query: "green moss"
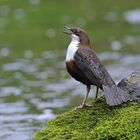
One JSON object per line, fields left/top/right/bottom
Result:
{"left": 33, "top": 98, "right": 140, "bottom": 140}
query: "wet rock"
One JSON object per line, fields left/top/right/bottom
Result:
{"left": 118, "top": 70, "right": 140, "bottom": 100}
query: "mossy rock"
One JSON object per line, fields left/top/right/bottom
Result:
{"left": 33, "top": 100, "right": 140, "bottom": 140}
{"left": 33, "top": 70, "right": 140, "bottom": 140}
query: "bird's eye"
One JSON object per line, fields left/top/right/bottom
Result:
{"left": 77, "top": 30, "right": 81, "bottom": 34}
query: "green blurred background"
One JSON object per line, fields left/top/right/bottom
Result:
{"left": 0, "top": 0, "right": 140, "bottom": 56}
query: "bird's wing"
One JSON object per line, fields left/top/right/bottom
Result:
{"left": 74, "top": 47, "right": 115, "bottom": 88}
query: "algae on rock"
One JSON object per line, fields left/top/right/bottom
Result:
{"left": 33, "top": 101, "right": 140, "bottom": 140}
{"left": 33, "top": 70, "right": 140, "bottom": 140}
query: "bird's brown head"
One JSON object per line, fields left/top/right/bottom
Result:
{"left": 63, "top": 27, "right": 91, "bottom": 47}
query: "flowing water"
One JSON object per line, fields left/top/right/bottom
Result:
{"left": 0, "top": 48, "right": 140, "bottom": 140}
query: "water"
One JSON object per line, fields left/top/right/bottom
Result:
{"left": 124, "top": 9, "right": 140, "bottom": 24}
{"left": 0, "top": 48, "right": 140, "bottom": 140}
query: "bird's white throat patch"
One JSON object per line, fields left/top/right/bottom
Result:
{"left": 66, "top": 34, "right": 79, "bottom": 61}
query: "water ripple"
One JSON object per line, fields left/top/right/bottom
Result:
{"left": 0, "top": 87, "right": 22, "bottom": 96}
{"left": 0, "top": 49, "right": 139, "bottom": 140}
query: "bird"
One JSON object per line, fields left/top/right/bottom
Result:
{"left": 63, "top": 26, "right": 130, "bottom": 109}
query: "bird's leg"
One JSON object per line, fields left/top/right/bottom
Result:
{"left": 95, "top": 87, "right": 99, "bottom": 101}
{"left": 75, "top": 85, "right": 91, "bottom": 109}
{"left": 82, "top": 85, "right": 90, "bottom": 106}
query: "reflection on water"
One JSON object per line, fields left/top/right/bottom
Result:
{"left": 0, "top": 49, "right": 139, "bottom": 140}
{"left": 0, "top": 47, "right": 10, "bottom": 57}
{"left": 124, "top": 9, "right": 140, "bottom": 24}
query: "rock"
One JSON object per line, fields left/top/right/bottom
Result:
{"left": 33, "top": 70, "right": 140, "bottom": 140}
{"left": 118, "top": 70, "right": 140, "bottom": 100}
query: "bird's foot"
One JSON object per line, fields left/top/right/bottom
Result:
{"left": 94, "top": 94, "right": 103, "bottom": 103}
{"left": 75, "top": 104, "right": 92, "bottom": 110}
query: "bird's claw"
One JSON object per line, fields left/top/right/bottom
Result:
{"left": 75, "top": 104, "right": 92, "bottom": 110}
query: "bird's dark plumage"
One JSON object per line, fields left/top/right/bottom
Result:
{"left": 64, "top": 27, "right": 130, "bottom": 107}
{"left": 74, "top": 47, "right": 114, "bottom": 89}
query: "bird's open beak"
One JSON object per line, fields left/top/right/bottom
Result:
{"left": 62, "top": 26, "right": 72, "bottom": 35}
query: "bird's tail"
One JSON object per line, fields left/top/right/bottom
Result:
{"left": 103, "top": 85, "right": 130, "bottom": 106}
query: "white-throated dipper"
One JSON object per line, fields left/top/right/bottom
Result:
{"left": 63, "top": 27, "right": 130, "bottom": 108}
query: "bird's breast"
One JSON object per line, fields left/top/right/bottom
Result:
{"left": 66, "top": 40, "right": 79, "bottom": 62}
